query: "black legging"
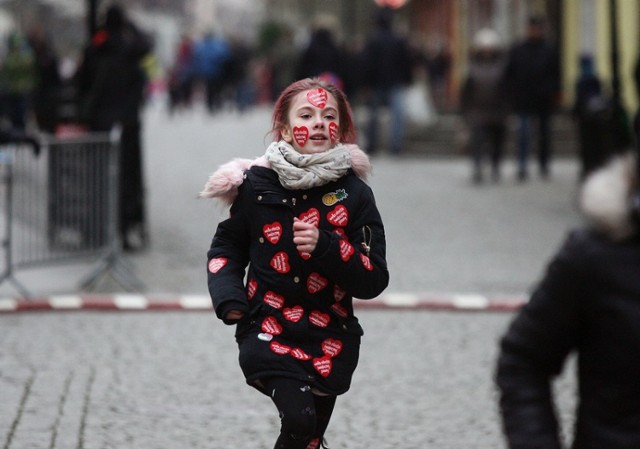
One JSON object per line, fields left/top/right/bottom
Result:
{"left": 262, "top": 377, "right": 336, "bottom": 449}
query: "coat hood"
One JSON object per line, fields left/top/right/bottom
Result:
{"left": 199, "top": 144, "right": 372, "bottom": 205}
{"left": 579, "top": 151, "right": 638, "bottom": 240}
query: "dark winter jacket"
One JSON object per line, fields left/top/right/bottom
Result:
{"left": 496, "top": 153, "right": 640, "bottom": 449}
{"left": 361, "top": 27, "right": 412, "bottom": 90}
{"left": 202, "top": 147, "right": 389, "bottom": 395}
{"left": 504, "top": 37, "right": 560, "bottom": 113}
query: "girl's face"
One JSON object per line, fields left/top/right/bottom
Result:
{"left": 281, "top": 88, "right": 340, "bottom": 154}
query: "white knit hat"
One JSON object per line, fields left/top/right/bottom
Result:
{"left": 473, "top": 28, "right": 501, "bottom": 49}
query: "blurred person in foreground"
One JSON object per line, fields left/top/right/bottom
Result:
{"left": 495, "top": 120, "right": 640, "bottom": 448}
{"left": 360, "top": 6, "right": 413, "bottom": 156}
{"left": 75, "top": 3, "right": 152, "bottom": 251}
{"left": 504, "top": 15, "right": 560, "bottom": 181}
{"left": 460, "top": 28, "right": 509, "bottom": 184}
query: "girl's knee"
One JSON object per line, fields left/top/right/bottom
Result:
{"left": 280, "top": 406, "right": 317, "bottom": 442}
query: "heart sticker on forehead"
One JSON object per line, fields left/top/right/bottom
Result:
{"left": 293, "top": 126, "right": 309, "bottom": 146}
{"left": 307, "top": 88, "right": 328, "bottom": 108}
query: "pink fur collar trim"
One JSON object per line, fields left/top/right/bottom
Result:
{"left": 199, "top": 145, "right": 371, "bottom": 204}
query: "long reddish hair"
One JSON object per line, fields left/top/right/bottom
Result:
{"left": 270, "top": 78, "right": 357, "bottom": 144}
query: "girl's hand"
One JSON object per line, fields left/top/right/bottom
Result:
{"left": 225, "top": 310, "right": 245, "bottom": 321}
{"left": 293, "top": 217, "right": 319, "bottom": 254}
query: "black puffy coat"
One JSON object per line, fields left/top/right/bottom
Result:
{"left": 496, "top": 153, "right": 640, "bottom": 449}
{"left": 204, "top": 150, "right": 389, "bottom": 395}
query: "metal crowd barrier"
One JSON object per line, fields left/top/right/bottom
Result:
{"left": 0, "top": 132, "right": 143, "bottom": 297}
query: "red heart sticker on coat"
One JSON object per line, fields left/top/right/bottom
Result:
{"left": 309, "top": 310, "right": 330, "bottom": 327}
{"left": 283, "top": 305, "right": 304, "bottom": 322}
{"left": 270, "top": 341, "right": 291, "bottom": 355}
{"left": 339, "top": 240, "right": 354, "bottom": 262}
{"left": 330, "top": 302, "right": 348, "bottom": 318}
{"left": 299, "top": 208, "right": 320, "bottom": 227}
{"left": 291, "top": 348, "right": 312, "bottom": 360}
{"left": 293, "top": 126, "right": 309, "bottom": 146}
{"left": 327, "top": 205, "right": 348, "bottom": 227}
{"left": 208, "top": 257, "right": 227, "bottom": 274}
{"left": 263, "top": 222, "right": 282, "bottom": 244}
{"left": 306, "top": 438, "right": 321, "bottom": 449}
{"left": 299, "top": 251, "right": 312, "bottom": 260}
{"left": 270, "top": 252, "right": 290, "bottom": 273}
{"left": 333, "top": 284, "right": 346, "bottom": 302}
{"left": 329, "top": 122, "right": 339, "bottom": 143}
{"left": 307, "top": 272, "right": 328, "bottom": 294}
{"left": 247, "top": 278, "right": 257, "bottom": 300}
{"left": 359, "top": 253, "right": 373, "bottom": 271}
{"left": 321, "top": 338, "right": 343, "bottom": 358}
{"left": 261, "top": 316, "right": 283, "bottom": 335}
{"left": 307, "top": 88, "right": 328, "bottom": 108}
{"left": 263, "top": 291, "right": 284, "bottom": 309}
{"left": 313, "top": 356, "right": 333, "bottom": 377}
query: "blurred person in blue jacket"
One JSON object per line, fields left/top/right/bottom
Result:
{"left": 191, "top": 31, "right": 231, "bottom": 113}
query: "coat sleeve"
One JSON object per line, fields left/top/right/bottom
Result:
{"left": 310, "top": 183, "right": 389, "bottom": 299}
{"left": 206, "top": 180, "right": 252, "bottom": 324}
{"left": 495, "top": 230, "right": 587, "bottom": 449}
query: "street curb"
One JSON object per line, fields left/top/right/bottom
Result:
{"left": 0, "top": 293, "right": 527, "bottom": 314}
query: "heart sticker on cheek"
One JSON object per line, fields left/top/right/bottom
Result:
{"left": 293, "top": 126, "right": 309, "bottom": 146}
{"left": 307, "top": 88, "right": 328, "bottom": 108}
{"left": 329, "top": 122, "right": 339, "bottom": 143}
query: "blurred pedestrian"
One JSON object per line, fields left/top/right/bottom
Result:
{"left": 0, "top": 31, "right": 37, "bottom": 131}
{"left": 75, "top": 3, "right": 152, "bottom": 251}
{"left": 361, "top": 6, "right": 413, "bottom": 155}
{"left": 269, "top": 26, "right": 298, "bottom": 102}
{"left": 224, "top": 36, "right": 255, "bottom": 113}
{"left": 191, "top": 30, "right": 231, "bottom": 113}
{"left": 460, "top": 28, "right": 509, "bottom": 184}
{"left": 200, "top": 78, "right": 389, "bottom": 449}
{"left": 27, "top": 26, "right": 62, "bottom": 133}
{"left": 296, "top": 15, "right": 345, "bottom": 90}
{"left": 342, "top": 39, "right": 365, "bottom": 101}
{"left": 496, "top": 127, "right": 640, "bottom": 447}
{"left": 426, "top": 41, "right": 452, "bottom": 112}
{"left": 504, "top": 15, "right": 560, "bottom": 181}
{"left": 167, "top": 34, "right": 194, "bottom": 114}
{"left": 572, "top": 54, "right": 610, "bottom": 180}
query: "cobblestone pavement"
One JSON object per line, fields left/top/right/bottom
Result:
{"left": 1, "top": 310, "right": 577, "bottom": 449}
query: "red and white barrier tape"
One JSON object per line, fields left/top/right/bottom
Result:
{"left": 0, "top": 293, "right": 527, "bottom": 314}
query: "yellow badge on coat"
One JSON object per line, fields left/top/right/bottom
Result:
{"left": 322, "top": 189, "right": 348, "bottom": 206}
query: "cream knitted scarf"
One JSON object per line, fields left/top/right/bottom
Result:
{"left": 265, "top": 140, "right": 352, "bottom": 190}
